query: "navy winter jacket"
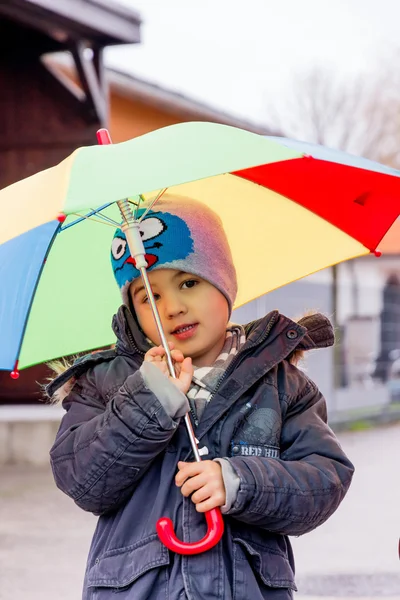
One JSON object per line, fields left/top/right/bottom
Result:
{"left": 48, "top": 307, "right": 354, "bottom": 599}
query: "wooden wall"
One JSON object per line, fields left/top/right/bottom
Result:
{"left": 0, "top": 53, "right": 99, "bottom": 402}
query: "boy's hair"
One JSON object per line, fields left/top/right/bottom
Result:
{"left": 110, "top": 194, "right": 238, "bottom": 313}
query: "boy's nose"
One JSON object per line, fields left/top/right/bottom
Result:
{"left": 164, "top": 296, "right": 187, "bottom": 319}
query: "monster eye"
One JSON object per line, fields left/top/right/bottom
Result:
{"left": 111, "top": 237, "right": 127, "bottom": 260}
{"left": 139, "top": 217, "right": 165, "bottom": 241}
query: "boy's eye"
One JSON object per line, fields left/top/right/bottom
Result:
{"left": 143, "top": 293, "right": 160, "bottom": 304}
{"left": 182, "top": 279, "right": 198, "bottom": 289}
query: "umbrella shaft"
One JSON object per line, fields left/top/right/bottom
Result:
{"left": 138, "top": 267, "right": 201, "bottom": 462}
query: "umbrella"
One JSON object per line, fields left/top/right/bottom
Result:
{"left": 1, "top": 122, "right": 399, "bottom": 375}
{"left": 1, "top": 122, "right": 400, "bottom": 553}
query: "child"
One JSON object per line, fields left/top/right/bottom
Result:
{"left": 48, "top": 195, "right": 354, "bottom": 600}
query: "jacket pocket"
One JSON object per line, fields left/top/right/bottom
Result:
{"left": 86, "top": 534, "right": 169, "bottom": 595}
{"left": 233, "top": 537, "right": 297, "bottom": 598}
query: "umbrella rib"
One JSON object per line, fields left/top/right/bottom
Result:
{"left": 138, "top": 188, "right": 167, "bottom": 223}
{"left": 66, "top": 213, "right": 119, "bottom": 229}
{"left": 60, "top": 202, "right": 117, "bottom": 230}
{"left": 60, "top": 209, "right": 121, "bottom": 231}
{"left": 130, "top": 198, "right": 142, "bottom": 221}
{"left": 60, "top": 190, "right": 168, "bottom": 232}
{"left": 88, "top": 209, "right": 121, "bottom": 227}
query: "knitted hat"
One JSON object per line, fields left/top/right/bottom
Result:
{"left": 111, "top": 195, "right": 237, "bottom": 313}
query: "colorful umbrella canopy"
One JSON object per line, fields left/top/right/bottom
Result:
{"left": 1, "top": 121, "right": 400, "bottom": 373}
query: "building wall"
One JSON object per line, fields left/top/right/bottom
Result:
{"left": 109, "top": 93, "right": 187, "bottom": 141}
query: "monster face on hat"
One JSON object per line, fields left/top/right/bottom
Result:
{"left": 110, "top": 195, "right": 237, "bottom": 312}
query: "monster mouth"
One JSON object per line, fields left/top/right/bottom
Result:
{"left": 125, "top": 254, "right": 158, "bottom": 268}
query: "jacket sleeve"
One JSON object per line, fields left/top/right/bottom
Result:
{"left": 224, "top": 375, "right": 354, "bottom": 536}
{"left": 50, "top": 369, "right": 179, "bottom": 516}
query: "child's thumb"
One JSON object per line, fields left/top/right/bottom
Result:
{"left": 181, "top": 356, "right": 193, "bottom": 372}
{"left": 179, "top": 357, "right": 193, "bottom": 388}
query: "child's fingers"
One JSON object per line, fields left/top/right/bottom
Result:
{"left": 179, "top": 473, "right": 208, "bottom": 497}
{"left": 190, "top": 485, "right": 212, "bottom": 505}
{"left": 170, "top": 349, "right": 185, "bottom": 363}
{"left": 145, "top": 346, "right": 165, "bottom": 361}
{"left": 178, "top": 357, "right": 193, "bottom": 388}
{"left": 178, "top": 476, "right": 226, "bottom": 512}
{"left": 191, "top": 483, "right": 226, "bottom": 511}
{"left": 175, "top": 460, "right": 209, "bottom": 486}
{"left": 176, "top": 460, "right": 225, "bottom": 506}
{"left": 194, "top": 496, "right": 225, "bottom": 513}
{"left": 175, "top": 461, "right": 201, "bottom": 487}
{"left": 168, "top": 358, "right": 192, "bottom": 395}
{"left": 172, "top": 362, "right": 182, "bottom": 377}
{"left": 146, "top": 344, "right": 184, "bottom": 365}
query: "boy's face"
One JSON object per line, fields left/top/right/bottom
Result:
{"left": 129, "top": 269, "right": 230, "bottom": 367}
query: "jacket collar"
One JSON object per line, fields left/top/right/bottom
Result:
{"left": 243, "top": 310, "right": 334, "bottom": 353}
{"left": 194, "top": 311, "right": 334, "bottom": 441}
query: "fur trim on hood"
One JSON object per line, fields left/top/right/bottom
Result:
{"left": 46, "top": 358, "right": 78, "bottom": 404}
{"left": 49, "top": 376, "right": 76, "bottom": 405}
{"left": 46, "top": 350, "right": 113, "bottom": 404}
{"left": 287, "top": 311, "right": 334, "bottom": 366}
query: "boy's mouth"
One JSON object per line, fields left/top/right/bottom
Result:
{"left": 171, "top": 323, "right": 198, "bottom": 340}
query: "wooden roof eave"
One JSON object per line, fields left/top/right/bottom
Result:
{"left": 0, "top": 0, "right": 141, "bottom": 46}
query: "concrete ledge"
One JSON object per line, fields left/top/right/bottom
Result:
{"left": 0, "top": 405, "right": 63, "bottom": 466}
{"left": 0, "top": 405, "right": 64, "bottom": 422}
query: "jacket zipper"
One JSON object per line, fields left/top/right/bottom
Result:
{"left": 126, "top": 327, "right": 145, "bottom": 357}
{"left": 212, "top": 312, "right": 279, "bottom": 398}
{"left": 190, "top": 313, "right": 280, "bottom": 429}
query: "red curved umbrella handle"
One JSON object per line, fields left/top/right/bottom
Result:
{"left": 156, "top": 507, "right": 224, "bottom": 555}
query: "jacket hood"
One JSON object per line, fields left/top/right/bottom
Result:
{"left": 112, "top": 304, "right": 151, "bottom": 357}
{"left": 243, "top": 310, "right": 334, "bottom": 361}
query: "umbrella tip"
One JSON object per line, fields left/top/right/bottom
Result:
{"left": 10, "top": 360, "right": 19, "bottom": 380}
{"left": 96, "top": 129, "right": 112, "bottom": 145}
{"left": 57, "top": 213, "right": 67, "bottom": 224}
{"left": 373, "top": 250, "right": 382, "bottom": 258}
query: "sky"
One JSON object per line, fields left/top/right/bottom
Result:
{"left": 105, "top": 0, "right": 400, "bottom": 127}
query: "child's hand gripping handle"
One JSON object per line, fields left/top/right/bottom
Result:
{"left": 156, "top": 409, "right": 225, "bottom": 554}
{"left": 156, "top": 507, "right": 224, "bottom": 555}
{"left": 97, "top": 127, "right": 224, "bottom": 555}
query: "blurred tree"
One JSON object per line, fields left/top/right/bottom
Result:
{"left": 267, "top": 63, "right": 400, "bottom": 168}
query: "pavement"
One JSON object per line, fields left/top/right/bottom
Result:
{"left": 292, "top": 422, "right": 400, "bottom": 598}
{"left": 0, "top": 423, "right": 399, "bottom": 599}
